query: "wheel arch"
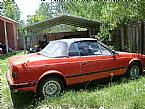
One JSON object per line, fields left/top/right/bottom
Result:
{"left": 129, "top": 58, "right": 142, "bottom": 66}
{"left": 36, "top": 70, "right": 67, "bottom": 92}
{"left": 125, "top": 59, "right": 143, "bottom": 79}
{"left": 128, "top": 58, "right": 143, "bottom": 72}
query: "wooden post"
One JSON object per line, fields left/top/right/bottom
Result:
{"left": 13, "top": 22, "right": 17, "bottom": 50}
{"left": 4, "top": 21, "right": 8, "bottom": 52}
{"left": 23, "top": 29, "right": 26, "bottom": 54}
{"left": 141, "top": 21, "right": 144, "bottom": 54}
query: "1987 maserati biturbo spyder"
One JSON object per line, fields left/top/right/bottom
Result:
{"left": 6, "top": 38, "right": 145, "bottom": 98}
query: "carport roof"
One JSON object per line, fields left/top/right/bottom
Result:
{"left": 25, "top": 15, "right": 100, "bottom": 31}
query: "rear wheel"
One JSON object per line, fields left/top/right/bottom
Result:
{"left": 37, "top": 76, "right": 64, "bottom": 99}
{"left": 127, "top": 63, "right": 141, "bottom": 79}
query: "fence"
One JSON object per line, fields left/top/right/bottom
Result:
{"left": 115, "top": 21, "right": 145, "bottom": 54}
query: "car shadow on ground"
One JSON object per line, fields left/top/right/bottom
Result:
{"left": 10, "top": 74, "right": 145, "bottom": 109}
{"left": 67, "top": 75, "right": 124, "bottom": 91}
{"left": 10, "top": 79, "right": 118, "bottom": 109}
{"left": 10, "top": 91, "right": 37, "bottom": 109}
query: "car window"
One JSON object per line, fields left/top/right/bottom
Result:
{"left": 69, "top": 43, "right": 79, "bottom": 56}
{"left": 98, "top": 43, "right": 112, "bottom": 55}
{"left": 39, "top": 41, "right": 68, "bottom": 58}
{"left": 77, "top": 41, "right": 102, "bottom": 56}
{"left": 89, "top": 41, "right": 102, "bottom": 55}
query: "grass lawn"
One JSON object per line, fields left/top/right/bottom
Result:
{"left": 0, "top": 52, "right": 145, "bottom": 109}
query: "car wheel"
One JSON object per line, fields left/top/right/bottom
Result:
{"left": 127, "top": 63, "right": 141, "bottom": 80}
{"left": 37, "top": 76, "right": 64, "bottom": 98}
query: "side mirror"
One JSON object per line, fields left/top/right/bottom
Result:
{"left": 112, "top": 50, "right": 118, "bottom": 56}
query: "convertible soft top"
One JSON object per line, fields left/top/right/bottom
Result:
{"left": 39, "top": 38, "right": 98, "bottom": 58}
{"left": 56, "top": 38, "right": 98, "bottom": 47}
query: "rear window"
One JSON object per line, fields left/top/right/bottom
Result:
{"left": 39, "top": 41, "right": 68, "bottom": 58}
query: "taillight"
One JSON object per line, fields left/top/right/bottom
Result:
{"left": 12, "top": 72, "right": 18, "bottom": 79}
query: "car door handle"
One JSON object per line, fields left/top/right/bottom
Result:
{"left": 81, "top": 61, "right": 88, "bottom": 65}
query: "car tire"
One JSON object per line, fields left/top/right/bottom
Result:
{"left": 37, "top": 76, "right": 64, "bottom": 99}
{"left": 126, "top": 63, "right": 141, "bottom": 80}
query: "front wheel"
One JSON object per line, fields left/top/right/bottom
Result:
{"left": 37, "top": 76, "right": 64, "bottom": 99}
{"left": 127, "top": 64, "right": 141, "bottom": 80}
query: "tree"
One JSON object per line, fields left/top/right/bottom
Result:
{"left": 0, "top": 1, "right": 4, "bottom": 15}
{"left": 26, "top": 2, "right": 52, "bottom": 25}
{"left": 26, "top": 1, "right": 145, "bottom": 42}
{"left": 3, "top": 0, "right": 25, "bottom": 44}
{"left": 64, "top": 1, "right": 145, "bottom": 43}
{"left": 26, "top": 1, "right": 76, "bottom": 32}
{"left": 3, "top": 0, "right": 21, "bottom": 22}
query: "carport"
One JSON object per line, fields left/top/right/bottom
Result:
{"left": 25, "top": 15, "right": 100, "bottom": 50}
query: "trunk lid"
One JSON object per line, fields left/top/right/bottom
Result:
{"left": 8, "top": 53, "right": 48, "bottom": 66}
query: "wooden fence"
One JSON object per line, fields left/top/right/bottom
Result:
{"left": 115, "top": 21, "right": 145, "bottom": 54}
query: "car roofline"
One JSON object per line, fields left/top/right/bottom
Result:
{"left": 54, "top": 38, "right": 98, "bottom": 47}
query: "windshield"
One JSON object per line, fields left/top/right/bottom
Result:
{"left": 39, "top": 41, "right": 68, "bottom": 58}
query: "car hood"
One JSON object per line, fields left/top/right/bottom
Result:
{"left": 8, "top": 53, "right": 49, "bottom": 66}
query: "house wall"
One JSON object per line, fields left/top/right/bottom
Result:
{"left": 6, "top": 22, "right": 15, "bottom": 50}
{"left": 13, "top": 22, "right": 18, "bottom": 50}
{"left": 0, "top": 19, "right": 5, "bottom": 44}
{"left": 0, "top": 16, "right": 18, "bottom": 52}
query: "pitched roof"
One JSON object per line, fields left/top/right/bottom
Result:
{"left": 25, "top": 15, "right": 100, "bottom": 31}
{"left": 0, "top": 15, "right": 17, "bottom": 23}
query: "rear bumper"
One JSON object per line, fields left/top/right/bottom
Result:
{"left": 6, "top": 70, "right": 37, "bottom": 92}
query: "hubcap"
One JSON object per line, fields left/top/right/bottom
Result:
{"left": 130, "top": 65, "right": 140, "bottom": 79}
{"left": 42, "top": 80, "right": 61, "bottom": 97}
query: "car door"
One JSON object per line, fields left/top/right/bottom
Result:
{"left": 65, "top": 42, "right": 82, "bottom": 85}
{"left": 76, "top": 40, "right": 120, "bottom": 83}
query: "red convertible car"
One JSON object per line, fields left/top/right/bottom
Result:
{"left": 6, "top": 38, "right": 145, "bottom": 98}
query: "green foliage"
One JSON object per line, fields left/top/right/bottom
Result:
{"left": 0, "top": 1, "right": 4, "bottom": 15}
{"left": 26, "top": 2, "right": 52, "bottom": 25}
{"left": 26, "top": 1, "right": 145, "bottom": 44}
{"left": 64, "top": 1, "right": 145, "bottom": 42}
{"left": 36, "top": 2, "right": 52, "bottom": 19}
{"left": 3, "top": 0, "right": 25, "bottom": 38}
{"left": 65, "top": 1, "right": 104, "bottom": 20}
{"left": 3, "top": 0, "right": 21, "bottom": 22}
{"left": 18, "top": 20, "right": 26, "bottom": 37}
{"left": 26, "top": 1, "right": 77, "bottom": 33}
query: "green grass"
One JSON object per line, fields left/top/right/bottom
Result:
{"left": 0, "top": 52, "right": 145, "bottom": 109}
